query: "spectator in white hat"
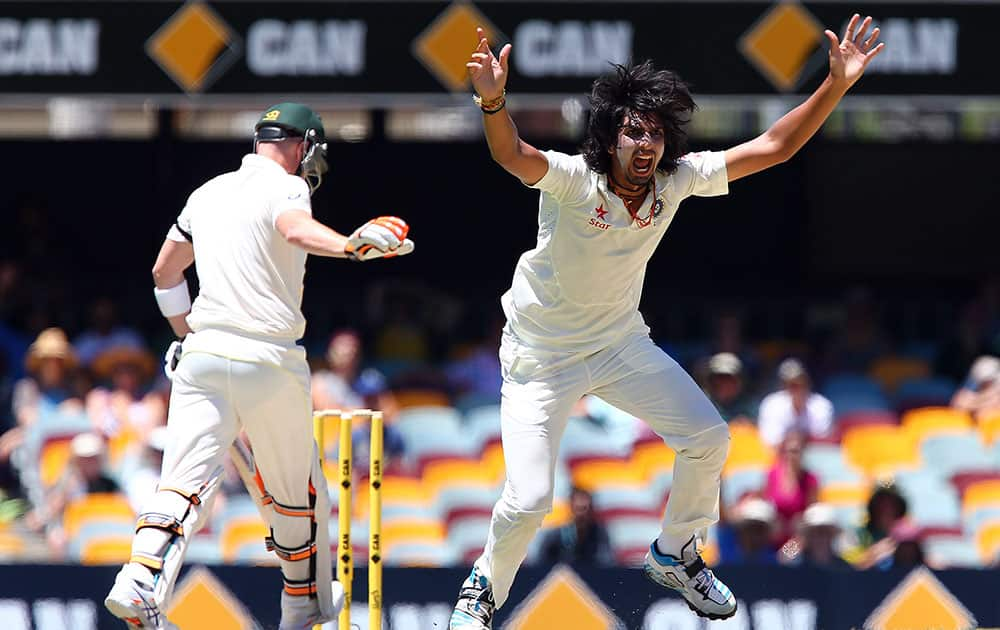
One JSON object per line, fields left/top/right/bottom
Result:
{"left": 705, "top": 352, "right": 756, "bottom": 424}
{"left": 780, "top": 503, "right": 853, "bottom": 571}
{"left": 951, "top": 355, "right": 1000, "bottom": 420}
{"left": 757, "top": 358, "right": 834, "bottom": 448}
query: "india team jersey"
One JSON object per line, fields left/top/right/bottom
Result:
{"left": 501, "top": 150, "right": 728, "bottom": 353}
{"left": 167, "top": 154, "right": 312, "bottom": 342}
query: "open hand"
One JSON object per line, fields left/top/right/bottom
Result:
{"left": 466, "top": 26, "right": 510, "bottom": 101}
{"left": 825, "top": 14, "right": 885, "bottom": 87}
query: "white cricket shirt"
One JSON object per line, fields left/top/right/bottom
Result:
{"left": 501, "top": 150, "right": 728, "bottom": 353}
{"left": 167, "top": 154, "right": 312, "bottom": 344}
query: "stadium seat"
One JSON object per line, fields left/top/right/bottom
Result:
{"left": 841, "top": 424, "right": 919, "bottom": 477}
{"left": 560, "top": 419, "right": 630, "bottom": 464}
{"left": 591, "top": 486, "right": 666, "bottom": 519}
{"left": 393, "top": 407, "right": 477, "bottom": 467}
{"left": 79, "top": 536, "right": 134, "bottom": 565}
{"left": 818, "top": 481, "right": 869, "bottom": 507}
{"left": 923, "top": 535, "right": 982, "bottom": 568}
{"left": 38, "top": 437, "right": 76, "bottom": 488}
{"left": 921, "top": 433, "right": 994, "bottom": 477}
{"left": 384, "top": 541, "right": 459, "bottom": 567}
{"left": 723, "top": 424, "right": 774, "bottom": 475}
{"left": 220, "top": 519, "right": 269, "bottom": 563}
{"left": 978, "top": 411, "right": 1000, "bottom": 445}
{"left": 802, "top": 443, "right": 863, "bottom": 485}
{"left": 630, "top": 439, "right": 676, "bottom": 484}
{"left": 721, "top": 469, "right": 767, "bottom": 507}
{"left": 541, "top": 499, "right": 571, "bottom": 529}
{"left": 454, "top": 393, "right": 501, "bottom": 417}
{"left": 463, "top": 404, "right": 502, "bottom": 451}
{"left": 446, "top": 514, "right": 491, "bottom": 559}
{"left": 961, "top": 480, "right": 1000, "bottom": 516}
{"left": 186, "top": 533, "right": 223, "bottom": 564}
{"left": 901, "top": 407, "right": 973, "bottom": 445}
{"left": 570, "top": 459, "right": 644, "bottom": 493}
{"left": 393, "top": 389, "right": 451, "bottom": 410}
{"left": 822, "top": 375, "right": 890, "bottom": 416}
{"left": 68, "top": 521, "right": 135, "bottom": 559}
{"left": 62, "top": 493, "right": 135, "bottom": 540}
{"left": 869, "top": 356, "right": 931, "bottom": 394}
{"left": 975, "top": 520, "right": 1000, "bottom": 564}
{"left": 605, "top": 515, "right": 661, "bottom": 558}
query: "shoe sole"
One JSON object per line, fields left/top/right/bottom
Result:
{"left": 642, "top": 568, "right": 738, "bottom": 621}
{"left": 104, "top": 596, "right": 148, "bottom": 628}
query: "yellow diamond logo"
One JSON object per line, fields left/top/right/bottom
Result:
{"left": 413, "top": 1, "right": 503, "bottom": 92}
{"left": 165, "top": 566, "right": 256, "bottom": 629}
{"left": 147, "top": 1, "right": 241, "bottom": 93}
{"left": 740, "top": 3, "right": 825, "bottom": 92}
{"left": 504, "top": 566, "right": 622, "bottom": 629}
{"left": 865, "top": 566, "right": 977, "bottom": 630}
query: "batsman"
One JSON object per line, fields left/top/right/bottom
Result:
{"left": 452, "top": 14, "right": 883, "bottom": 628}
{"left": 104, "top": 102, "right": 415, "bottom": 630}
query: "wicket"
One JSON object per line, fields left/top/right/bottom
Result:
{"left": 313, "top": 409, "right": 383, "bottom": 630}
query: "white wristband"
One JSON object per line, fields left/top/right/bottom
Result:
{"left": 154, "top": 280, "right": 191, "bottom": 317}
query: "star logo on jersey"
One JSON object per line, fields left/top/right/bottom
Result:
{"left": 589, "top": 205, "right": 611, "bottom": 231}
{"left": 652, "top": 198, "right": 664, "bottom": 218}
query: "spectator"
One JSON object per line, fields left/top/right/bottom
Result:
{"left": 538, "top": 487, "right": 613, "bottom": 566}
{"left": 124, "top": 427, "right": 167, "bottom": 514}
{"left": 764, "top": 430, "right": 818, "bottom": 545}
{"left": 11, "top": 328, "right": 83, "bottom": 428}
{"left": 758, "top": 359, "right": 834, "bottom": 447}
{"left": 312, "top": 329, "right": 364, "bottom": 412}
{"left": 825, "top": 287, "right": 888, "bottom": 373}
{"left": 709, "top": 312, "right": 760, "bottom": 382}
{"left": 780, "top": 503, "right": 853, "bottom": 570}
{"left": 25, "top": 432, "right": 119, "bottom": 553}
{"left": 351, "top": 369, "right": 406, "bottom": 472}
{"left": 445, "top": 319, "right": 503, "bottom": 404}
{"left": 718, "top": 497, "right": 778, "bottom": 565}
{"left": 887, "top": 521, "right": 925, "bottom": 570}
{"left": 951, "top": 355, "right": 1000, "bottom": 420}
{"left": 73, "top": 298, "right": 145, "bottom": 367}
{"left": 86, "top": 346, "right": 165, "bottom": 448}
{"left": 706, "top": 352, "right": 756, "bottom": 423}
{"left": 844, "top": 482, "right": 909, "bottom": 569}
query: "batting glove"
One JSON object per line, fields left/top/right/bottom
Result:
{"left": 347, "top": 216, "right": 415, "bottom": 261}
{"left": 164, "top": 339, "right": 183, "bottom": 381}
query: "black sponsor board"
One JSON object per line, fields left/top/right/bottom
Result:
{"left": 0, "top": 1, "right": 996, "bottom": 98}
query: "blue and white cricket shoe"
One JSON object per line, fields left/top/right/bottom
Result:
{"left": 104, "top": 565, "right": 179, "bottom": 630}
{"left": 643, "top": 536, "right": 737, "bottom": 620}
{"left": 449, "top": 566, "right": 495, "bottom": 629}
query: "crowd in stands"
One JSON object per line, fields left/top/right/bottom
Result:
{"left": 1, "top": 261, "right": 1000, "bottom": 571}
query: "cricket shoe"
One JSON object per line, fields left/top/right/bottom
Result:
{"left": 104, "top": 565, "right": 178, "bottom": 630}
{"left": 449, "top": 566, "right": 495, "bottom": 629}
{"left": 643, "top": 536, "right": 737, "bottom": 620}
{"left": 278, "top": 581, "right": 346, "bottom": 630}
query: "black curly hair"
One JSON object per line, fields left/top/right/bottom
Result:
{"left": 582, "top": 60, "right": 696, "bottom": 176}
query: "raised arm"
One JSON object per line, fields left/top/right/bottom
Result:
{"left": 467, "top": 27, "right": 549, "bottom": 186}
{"left": 725, "top": 14, "right": 884, "bottom": 182}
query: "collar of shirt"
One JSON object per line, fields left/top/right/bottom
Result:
{"left": 595, "top": 171, "right": 667, "bottom": 230}
{"left": 241, "top": 153, "right": 291, "bottom": 175}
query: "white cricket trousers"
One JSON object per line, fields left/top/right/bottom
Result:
{"left": 474, "top": 330, "right": 730, "bottom": 607}
{"left": 128, "top": 331, "right": 330, "bottom": 614}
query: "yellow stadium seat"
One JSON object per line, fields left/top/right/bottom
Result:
{"left": 394, "top": 390, "right": 450, "bottom": 410}
{"left": 106, "top": 426, "right": 140, "bottom": 470}
{"left": 63, "top": 493, "right": 135, "bottom": 539}
{"left": 422, "top": 459, "right": 501, "bottom": 500}
{"left": 978, "top": 411, "right": 1000, "bottom": 445}
{"left": 841, "top": 425, "right": 919, "bottom": 477}
{"left": 976, "top": 520, "right": 1000, "bottom": 564}
{"left": 541, "top": 499, "right": 571, "bottom": 529}
{"left": 869, "top": 357, "right": 931, "bottom": 394}
{"left": 630, "top": 441, "right": 676, "bottom": 481}
{"left": 723, "top": 424, "right": 774, "bottom": 475}
{"left": 901, "top": 407, "right": 973, "bottom": 445}
{"left": 220, "top": 518, "right": 269, "bottom": 562}
{"left": 39, "top": 439, "right": 74, "bottom": 487}
{"left": 571, "top": 459, "right": 645, "bottom": 492}
{"left": 381, "top": 519, "right": 446, "bottom": 544}
{"left": 962, "top": 480, "right": 1000, "bottom": 515}
{"left": 80, "top": 536, "right": 133, "bottom": 565}
{"left": 0, "top": 531, "right": 25, "bottom": 556}
{"left": 480, "top": 443, "right": 506, "bottom": 480}
{"left": 818, "top": 482, "right": 869, "bottom": 506}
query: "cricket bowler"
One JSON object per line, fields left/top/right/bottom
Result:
{"left": 451, "top": 15, "right": 884, "bottom": 627}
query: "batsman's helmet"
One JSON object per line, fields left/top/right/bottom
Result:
{"left": 254, "top": 102, "right": 328, "bottom": 195}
